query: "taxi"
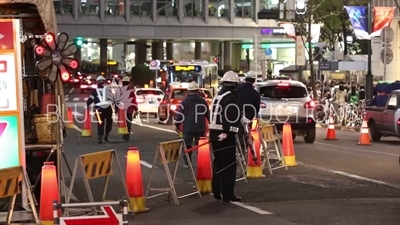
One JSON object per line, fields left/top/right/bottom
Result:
{"left": 157, "top": 83, "right": 213, "bottom": 125}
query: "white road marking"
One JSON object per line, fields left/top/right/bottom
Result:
{"left": 314, "top": 141, "right": 398, "bottom": 157}
{"left": 298, "top": 162, "right": 400, "bottom": 190}
{"left": 65, "top": 94, "right": 69, "bottom": 98}
{"left": 69, "top": 88, "right": 74, "bottom": 93}
{"left": 60, "top": 180, "right": 78, "bottom": 201}
{"left": 73, "top": 125, "right": 82, "bottom": 132}
{"left": 65, "top": 97, "right": 69, "bottom": 101}
{"left": 230, "top": 201, "right": 273, "bottom": 214}
{"left": 84, "top": 97, "right": 88, "bottom": 101}
{"left": 71, "top": 111, "right": 84, "bottom": 117}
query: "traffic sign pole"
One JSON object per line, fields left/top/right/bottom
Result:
{"left": 380, "top": 27, "right": 394, "bottom": 81}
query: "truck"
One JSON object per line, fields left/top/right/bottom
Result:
{"left": 365, "top": 90, "right": 400, "bottom": 141}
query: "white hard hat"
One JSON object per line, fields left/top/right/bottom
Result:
{"left": 221, "top": 71, "right": 239, "bottom": 83}
{"left": 122, "top": 76, "right": 130, "bottom": 82}
{"left": 96, "top": 75, "right": 105, "bottom": 82}
{"left": 246, "top": 70, "right": 257, "bottom": 79}
{"left": 187, "top": 81, "right": 199, "bottom": 91}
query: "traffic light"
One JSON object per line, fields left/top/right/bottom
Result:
{"left": 75, "top": 38, "right": 83, "bottom": 46}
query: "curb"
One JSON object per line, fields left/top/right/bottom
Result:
{"left": 316, "top": 124, "right": 360, "bottom": 132}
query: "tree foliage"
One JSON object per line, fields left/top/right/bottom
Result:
{"left": 130, "top": 65, "right": 154, "bottom": 87}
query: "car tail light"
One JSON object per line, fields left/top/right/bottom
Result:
{"left": 397, "top": 118, "right": 400, "bottom": 126}
{"left": 304, "top": 100, "right": 315, "bottom": 109}
{"left": 80, "top": 85, "right": 88, "bottom": 88}
{"left": 79, "top": 76, "right": 83, "bottom": 79}
{"left": 260, "top": 102, "right": 266, "bottom": 108}
{"left": 170, "top": 105, "right": 177, "bottom": 111}
{"left": 107, "top": 80, "right": 111, "bottom": 83}
{"left": 74, "top": 79, "right": 79, "bottom": 82}
{"left": 307, "top": 118, "right": 314, "bottom": 123}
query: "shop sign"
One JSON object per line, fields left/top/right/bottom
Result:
{"left": 0, "top": 116, "right": 20, "bottom": 169}
{"left": 0, "top": 53, "right": 18, "bottom": 111}
{"left": 260, "top": 28, "right": 287, "bottom": 35}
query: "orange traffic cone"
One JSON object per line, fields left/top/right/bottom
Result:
{"left": 358, "top": 118, "right": 371, "bottom": 145}
{"left": 81, "top": 108, "right": 92, "bottom": 137}
{"left": 282, "top": 123, "right": 297, "bottom": 166}
{"left": 325, "top": 114, "right": 338, "bottom": 140}
{"left": 66, "top": 107, "right": 74, "bottom": 128}
{"left": 40, "top": 162, "right": 60, "bottom": 225}
{"left": 118, "top": 108, "right": 129, "bottom": 134}
{"left": 246, "top": 129, "right": 264, "bottom": 178}
{"left": 126, "top": 147, "right": 149, "bottom": 213}
{"left": 197, "top": 137, "right": 213, "bottom": 193}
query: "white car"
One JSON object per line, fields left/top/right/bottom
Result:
{"left": 135, "top": 88, "right": 165, "bottom": 116}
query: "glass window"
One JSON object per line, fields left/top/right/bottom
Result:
{"left": 131, "top": 0, "right": 152, "bottom": 16}
{"left": 387, "top": 94, "right": 397, "bottom": 107}
{"left": 234, "top": 0, "right": 252, "bottom": 17}
{"left": 184, "top": 0, "right": 204, "bottom": 17}
{"left": 172, "top": 89, "right": 187, "bottom": 98}
{"left": 259, "top": 0, "right": 278, "bottom": 12}
{"left": 106, "top": 0, "right": 124, "bottom": 15}
{"left": 259, "top": 85, "right": 308, "bottom": 98}
{"left": 80, "top": 0, "right": 100, "bottom": 15}
{"left": 53, "top": 0, "right": 73, "bottom": 14}
{"left": 209, "top": 0, "right": 228, "bottom": 17}
{"left": 136, "top": 89, "right": 164, "bottom": 96}
{"left": 157, "top": 0, "right": 178, "bottom": 16}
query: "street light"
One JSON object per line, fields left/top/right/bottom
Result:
{"left": 295, "top": 0, "right": 307, "bottom": 15}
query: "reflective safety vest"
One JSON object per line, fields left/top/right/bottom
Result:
{"left": 209, "top": 91, "right": 239, "bottom": 133}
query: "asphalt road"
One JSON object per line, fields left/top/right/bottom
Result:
{"left": 62, "top": 87, "right": 400, "bottom": 225}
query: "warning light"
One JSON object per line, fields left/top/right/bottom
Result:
{"left": 60, "top": 72, "right": 70, "bottom": 82}
{"left": 35, "top": 45, "right": 45, "bottom": 56}
{"left": 45, "top": 34, "right": 54, "bottom": 43}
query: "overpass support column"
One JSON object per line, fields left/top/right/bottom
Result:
{"left": 100, "top": 38, "right": 108, "bottom": 74}
{"left": 151, "top": 41, "right": 163, "bottom": 60}
{"left": 135, "top": 40, "right": 148, "bottom": 65}
{"left": 194, "top": 41, "right": 202, "bottom": 59}
{"left": 223, "top": 41, "right": 232, "bottom": 71}
{"left": 166, "top": 42, "right": 173, "bottom": 60}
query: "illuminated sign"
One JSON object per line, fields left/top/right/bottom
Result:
{"left": 173, "top": 65, "right": 201, "bottom": 71}
{"left": 260, "top": 28, "right": 287, "bottom": 35}
{"left": 0, "top": 54, "right": 17, "bottom": 111}
{"left": 0, "top": 116, "right": 20, "bottom": 169}
{"left": 107, "top": 61, "right": 117, "bottom": 65}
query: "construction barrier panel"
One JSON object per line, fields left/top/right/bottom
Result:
{"left": 65, "top": 150, "right": 134, "bottom": 216}
{"left": 0, "top": 166, "right": 39, "bottom": 224}
{"left": 54, "top": 200, "right": 129, "bottom": 225}
{"left": 259, "top": 124, "right": 288, "bottom": 174}
{"left": 145, "top": 139, "right": 201, "bottom": 205}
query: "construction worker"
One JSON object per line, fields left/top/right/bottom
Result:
{"left": 121, "top": 76, "right": 138, "bottom": 141}
{"left": 236, "top": 70, "right": 260, "bottom": 151}
{"left": 86, "top": 75, "right": 113, "bottom": 143}
{"left": 209, "top": 71, "right": 241, "bottom": 202}
{"left": 175, "top": 81, "right": 210, "bottom": 168}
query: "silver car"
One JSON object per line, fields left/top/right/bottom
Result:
{"left": 255, "top": 80, "right": 316, "bottom": 143}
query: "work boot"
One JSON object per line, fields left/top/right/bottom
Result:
{"left": 223, "top": 196, "right": 241, "bottom": 202}
{"left": 104, "top": 133, "right": 110, "bottom": 142}
{"left": 98, "top": 136, "right": 103, "bottom": 144}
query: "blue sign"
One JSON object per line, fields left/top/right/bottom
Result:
{"left": 265, "top": 48, "right": 272, "bottom": 56}
{"left": 260, "top": 28, "right": 287, "bottom": 35}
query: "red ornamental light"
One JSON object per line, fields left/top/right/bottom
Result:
{"left": 69, "top": 59, "right": 79, "bottom": 69}
{"left": 35, "top": 45, "right": 45, "bottom": 56}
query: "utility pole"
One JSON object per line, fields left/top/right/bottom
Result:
{"left": 366, "top": 0, "right": 373, "bottom": 100}
{"left": 306, "top": 1, "right": 317, "bottom": 100}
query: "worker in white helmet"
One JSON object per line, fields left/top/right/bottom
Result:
{"left": 121, "top": 76, "right": 138, "bottom": 141}
{"left": 174, "top": 81, "right": 210, "bottom": 168}
{"left": 86, "top": 75, "right": 113, "bottom": 143}
{"left": 209, "top": 71, "right": 241, "bottom": 202}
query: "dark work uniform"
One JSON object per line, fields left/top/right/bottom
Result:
{"left": 86, "top": 85, "right": 113, "bottom": 141}
{"left": 236, "top": 82, "right": 260, "bottom": 151}
{"left": 175, "top": 92, "right": 210, "bottom": 164}
{"left": 209, "top": 86, "right": 241, "bottom": 202}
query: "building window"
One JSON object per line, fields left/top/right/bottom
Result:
{"left": 131, "top": 0, "right": 152, "bottom": 16}
{"left": 53, "top": 0, "right": 73, "bottom": 14}
{"left": 156, "top": 0, "right": 178, "bottom": 16}
{"left": 209, "top": 0, "right": 228, "bottom": 17}
{"left": 106, "top": 0, "right": 124, "bottom": 15}
{"left": 184, "top": 0, "right": 204, "bottom": 17}
{"left": 259, "top": 0, "right": 279, "bottom": 11}
{"left": 79, "top": 0, "right": 100, "bottom": 15}
{"left": 234, "top": 0, "right": 252, "bottom": 17}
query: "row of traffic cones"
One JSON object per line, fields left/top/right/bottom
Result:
{"left": 324, "top": 113, "right": 371, "bottom": 145}
{"left": 66, "top": 107, "right": 130, "bottom": 137}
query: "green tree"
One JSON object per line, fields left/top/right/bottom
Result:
{"left": 130, "top": 65, "right": 154, "bottom": 87}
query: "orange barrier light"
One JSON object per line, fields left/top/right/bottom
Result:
{"left": 126, "top": 147, "right": 149, "bottom": 213}
{"left": 81, "top": 108, "right": 92, "bottom": 137}
{"left": 246, "top": 129, "right": 264, "bottom": 178}
{"left": 118, "top": 108, "right": 129, "bottom": 134}
{"left": 40, "top": 162, "right": 60, "bottom": 225}
{"left": 282, "top": 123, "right": 297, "bottom": 166}
{"left": 196, "top": 137, "right": 212, "bottom": 193}
{"left": 66, "top": 107, "right": 74, "bottom": 128}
